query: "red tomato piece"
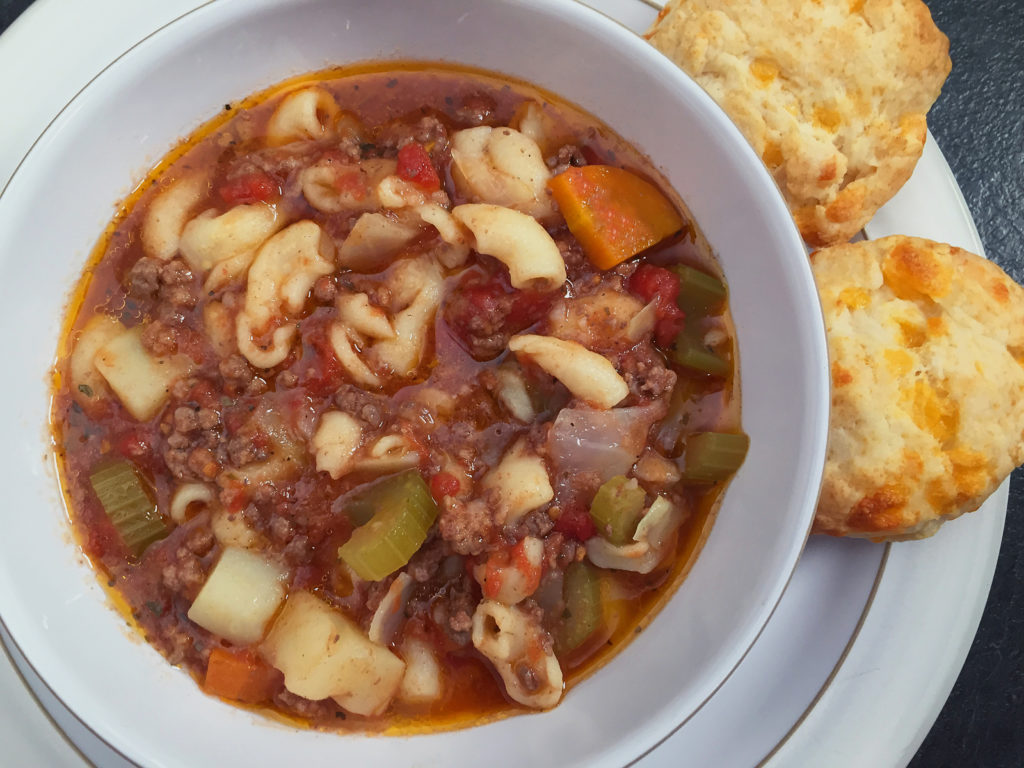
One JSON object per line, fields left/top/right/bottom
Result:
{"left": 554, "top": 503, "right": 597, "bottom": 541}
{"left": 628, "top": 264, "right": 686, "bottom": 348}
{"left": 430, "top": 471, "right": 461, "bottom": 502}
{"left": 445, "top": 270, "right": 557, "bottom": 353}
{"left": 396, "top": 142, "right": 441, "bottom": 192}
{"left": 217, "top": 171, "right": 279, "bottom": 205}
{"left": 115, "top": 428, "right": 151, "bottom": 459}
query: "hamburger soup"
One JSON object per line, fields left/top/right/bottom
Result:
{"left": 51, "top": 64, "right": 747, "bottom": 731}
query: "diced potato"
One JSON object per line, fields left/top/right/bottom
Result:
{"left": 187, "top": 547, "right": 288, "bottom": 645}
{"left": 93, "top": 325, "right": 191, "bottom": 420}
{"left": 260, "top": 591, "right": 405, "bottom": 717}
{"left": 69, "top": 314, "right": 123, "bottom": 404}
{"left": 481, "top": 440, "right": 554, "bottom": 523}
{"left": 398, "top": 636, "right": 443, "bottom": 705}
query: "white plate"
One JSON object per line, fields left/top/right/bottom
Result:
{"left": 0, "top": 1, "right": 1001, "bottom": 766}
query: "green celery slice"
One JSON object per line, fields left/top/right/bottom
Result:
{"left": 556, "top": 561, "right": 602, "bottom": 654}
{"left": 683, "top": 432, "right": 750, "bottom": 483}
{"left": 589, "top": 475, "right": 646, "bottom": 545}
{"left": 669, "top": 264, "right": 727, "bottom": 314}
{"left": 668, "top": 332, "right": 730, "bottom": 378}
{"left": 338, "top": 470, "right": 439, "bottom": 581}
{"left": 89, "top": 460, "right": 168, "bottom": 557}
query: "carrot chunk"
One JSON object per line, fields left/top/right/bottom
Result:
{"left": 547, "top": 165, "right": 684, "bottom": 270}
{"left": 203, "top": 647, "right": 279, "bottom": 704}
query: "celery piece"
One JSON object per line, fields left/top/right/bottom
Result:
{"left": 669, "top": 264, "right": 727, "bottom": 315}
{"left": 683, "top": 432, "right": 750, "bottom": 483}
{"left": 89, "top": 460, "right": 168, "bottom": 557}
{"left": 556, "top": 561, "right": 602, "bottom": 654}
{"left": 668, "top": 332, "right": 730, "bottom": 378}
{"left": 589, "top": 475, "right": 646, "bottom": 545}
{"left": 338, "top": 475, "right": 396, "bottom": 527}
{"left": 338, "top": 470, "right": 439, "bottom": 581}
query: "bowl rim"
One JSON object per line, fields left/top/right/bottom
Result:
{"left": 0, "top": 0, "right": 829, "bottom": 764}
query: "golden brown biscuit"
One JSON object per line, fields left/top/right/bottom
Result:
{"left": 811, "top": 236, "right": 1024, "bottom": 540}
{"left": 646, "top": 0, "right": 950, "bottom": 247}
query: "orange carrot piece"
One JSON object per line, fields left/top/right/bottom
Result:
{"left": 203, "top": 647, "right": 279, "bottom": 705}
{"left": 547, "top": 165, "right": 684, "bottom": 270}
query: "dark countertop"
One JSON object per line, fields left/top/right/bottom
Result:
{"left": 1, "top": 0, "right": 1021, "bottom": 766}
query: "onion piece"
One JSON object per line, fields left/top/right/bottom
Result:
{"left": 547, "top": 405, "right": 661, "bottom": 482}
{"left": 625, "top": 300, "right": 658, "bottom": 342}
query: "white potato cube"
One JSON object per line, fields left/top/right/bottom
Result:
{"left": 93, "top": 325, "right": 190, "bottom": 420}
{"left": 260, "top": 591, "right": 405, "bottom": 717}
{"left": 187, "top": 547, "right": 288, "bottom": 645}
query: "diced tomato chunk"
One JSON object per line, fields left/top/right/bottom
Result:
{"left": 217, "top": 171, "right": 279, "bottom": 205}
{"left": 444, "top": 270, "right": 557, "bottom": 357}
{"left": 431, "top": 471, "right": 461, "bottom": 500}
{"left": 628, "top": 264, "right": 686, "bottom": 348}
{"left": 554, "top": 503, "right": 597, "bottom": 541}
{"left": 396, "top": 142, "right": 441, "bottom": 192}
{"left": 430, "top": 471, "right": 461, "bottom": 502}
{"left": 115, "top": 428, "right": 151, "bottom": 459}
{"left": 297, "top": 327, "right": 343, "bottom": 396}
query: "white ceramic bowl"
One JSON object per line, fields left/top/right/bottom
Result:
{"left": 0, "top": 0, "right": 828, "bottom": 765}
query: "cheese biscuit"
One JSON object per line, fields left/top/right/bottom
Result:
{"left": 647, "top": 0, "right": 950, "bottom": 246}
{"left": 812, "top": 237, "right": 1024, "bottom": 540}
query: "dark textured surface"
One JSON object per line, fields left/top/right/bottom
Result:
{"left": 0, "top": 0, "right": 1022, "bottom": 766}
{"left": 907, "top": 1, "right": 1024, "bottom": 766}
